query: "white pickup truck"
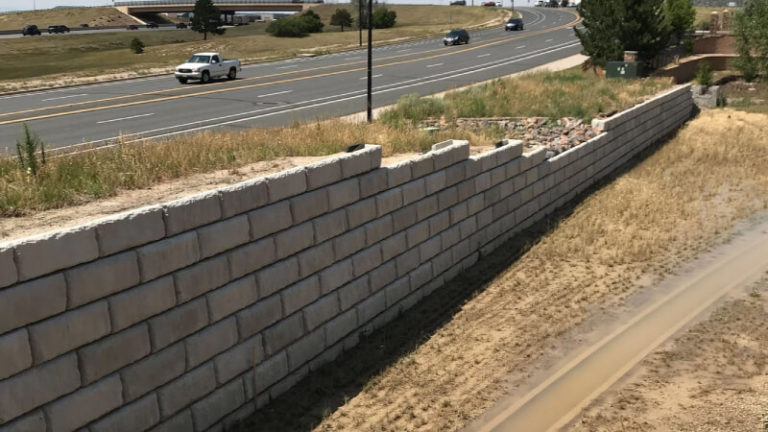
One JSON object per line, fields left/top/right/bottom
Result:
{"left": 174, "top": 52, "right": 241, "bottom": 84}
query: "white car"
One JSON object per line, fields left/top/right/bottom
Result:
{"left": 174, "top": 52, "right": 241, "bottom": 84}
{"left": 534, "top": 0, "right": 545, "bottom": 5}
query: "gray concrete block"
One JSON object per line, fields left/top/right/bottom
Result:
{"left": 490, "top": 165, "right": 507, "bottom": 187}
{"left": 286, "top": 329, "right": 325, "bottom": 370}
{"left": 401, "top": 179, "right": 426, "bottom": 205}
{"left": 391, "top": 204, "right": 417, "bottom": 233}
{"left": 14, "top": 226, "right": 99, "bottom": 282}
{"left": 449, "top": 202, "right": 469, "bottom": 225}
{"left": 173, "top": 255, "right": 230, "bottom": 304}
{"left": 150, "top": 410, "right": 193, "bottom": 432}
{"left": 338, "top": 277, "right": 370, "bottom": 311}
{"left": 97, "top": 207, "right": 166, "bottom": 257}
{"left": 197, "top": 215, "right": 250, "bottom": 259}
{"left": 263, "top": 313, "right": 304, "bottom": 356}
{"left": 418, "top": 236, "right": 442, "bottom": 262}
{"left": 214, "top": 336, "right": 263, "bottom": 384}
{"left": 256, "top": 257, "right": 300, "bottom": 298}
{"left": 245, "top": 372, "right": 257, "bottom": 402}
{"left": 164, "top": 192, "right": 222, "bottom": 236}
{"left": 432, "top": 141, "right": 470, "bottom": 170}
{"left": 410, "top": 153, "right": 434, "bottom": 179}
{"left": 290, "top": 188, "right": 329, "bottom": 224}
{"left": 248, "top": 201, "right": 292, "bottom": 240}
{"left": 318, "top": 259, "right": 354, "bottom": 294}
{"left": 437, "top": 187, "right": 459, "bottom": 212}
{"left": 191, "top": 379, "right": 245, "bottom": 432}
{"left": 220, "top": 399, "right": 255, "bottom": 431}
{"left": 275, "top": 222, "right": 315, "bottom": 260}
{"left": 346, "top": 197, "right": 376, "bottom": 229}
{"left": 416, "top": 196, "right": 438, "bottom": 221}
{"left": 109, "top": 276, "right": 176, "bottom": 332}
{"left": 66, "top": 251, "right": 139, "bottom": 308}
{"left": 29, "top": 300, "right": 110, "bottom": 364}
{"left": 305, "top": 158, "right": 342, "bottom": 190}
{"left": 364, "top": 215, "right": 393, "bottom": 245}
{"left": 122, "top": 343, "right": 185, "bottom": 402}
{"left": 265, "top": 167, "right": 307, "bottom": 203}
{"left": 409, "top": 263, "right": 433, "bottom": 290}
{"left": 456, "top": 179, "right": 476, "bottom": 202}
{"left": 218, "top": 179, "right": 268, "bottom": 219}
{"left": 375, "top": 188, "right": 403, "bottom": 217}
{"left": 138, "top": 232, "right": 200, "bottom": 283}
{"left": 428, "top": 211, "right": 450, "bottom": 236}
{"left": 282, "top": 276, "right": 320, "bottom": 316}
{"left": 0, "top": 354, "right": 80, "bottom": 424}
{"left": 474, "top": 172, "right": 491, "bottom": 193}
{"left": 359, "top": 169, "right": 389, "bottom": 199}
{"left": 406, "top": 220, "right": 430, "bottom": 248}
{"left": 297, "top": 242, "right": 334, "bottom": 278}
{"left": 440, "top": 225, "right": 461, "bottom": 250}
{"left": 185, "top": 317, "right": 238, "bottom": 368}
{"left": 324, "top": 309, "right": 357, "bottom": 346}
{"left": 356, "top": 290, "right": 386, "bottom": 326}
{"left": 158, "top": 363, "right": 216, "bottom": 418}
{"left": 339, "top": 145, "right": 381, "bottom": 178}
{"left": 268, "top": 364, "right": 308, "bottom": 400}
{"left": 327, "top": 178, "right": 360, "bottom": 211}
{"left": 254, "top": 352, "right": 288, "bottom": 394}
{"left": 386, "top": 161, "right": 412, "bottom": 188}
{"left": 380, "top": 232, "right": 407, "bottom": 262}
{"left": 424, "top": 171, "right": 446, "bottom": 196}
{"left": 313, "top": 210, "right": 347, "bottom": 243}
{"left": 0, "top": 247, "right": 17, "bottom": 289}
{"left": 333, "top": 227, "right": 366, "bottom": 260}
{"left": 352, "top": 244, "right": 383, "bottom": 277}
{"left": 432, "top": 249, "right": 453, "bottom": 276}
{"left": 308, "top": 342, "right": 343, "bottom": 372}
{"left": 0, "top": 410, "right": 46, "bottom": 432}
{"left": 79, "top": 324, "right": 151, "bottom": 385}
{"left": 0, "top": 273, "right": 66, "bottom": 335}
{"left": 303, "top": 293, "right": 339, "bottom": 331}
{"left": 444, "top": 163, "right": 466, "bottom": 188}
{"left": 44, "top": 375, "right": 123, "bottom": 432}
{"left": 149, "top": 298, "right": 208, "bottom": 351}
{"left": 236, "top": 294, "right": 282, "bottom": 340}
{"left": 395, "top": 248, "right": 420, "bottom": 277}
{"left": 206, "top": 276, "right": 258, "bottom": 323}
{"left": 227, "top": 238, "right": 276, "bottom": 280}
{"left": 369, "top": 260, "right": 397, "bottom": 293}
{"left": 384, "top": 276, "right": 410, "bottom": 308}
{"left": 90, "top": 393, "right": 160, "bottom": 432}
{"left": 0, "top": 329, "right": 32, "bottom": 381}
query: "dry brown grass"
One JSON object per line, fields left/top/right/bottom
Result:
{"left": 266, "top": 109, "right": 768, "bottom": 432}
{"left": 0, "top": 7, "right": 136, "bottom": 31}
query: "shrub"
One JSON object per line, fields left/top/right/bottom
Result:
{"left": 372, "top": 7, "right": 397, "bottom": 29}
{"left": 130, "top": 37, "right": 145, "bottom": 54}
{"left": 696, "top": 61, "right": 713, "bottom": 87}
{"left": 266, "top": 12, "right": 323, "bottom": 37}
{"left": 379, "top": 94, "right": 445, "bottom": 127}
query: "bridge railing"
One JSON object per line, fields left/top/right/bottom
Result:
{"left": 115, "top": 0, "right": 312, "bottom": 5}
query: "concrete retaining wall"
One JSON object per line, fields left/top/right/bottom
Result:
{"left": 0, "top": 84, "right": 694, "bottom": 432}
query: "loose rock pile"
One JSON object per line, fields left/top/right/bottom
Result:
{"left": 419, "top": 117, "right": 603, "bottom": 158}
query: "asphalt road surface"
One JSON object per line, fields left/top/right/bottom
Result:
{"left": 0, "top": 7, "right": 581, "bottom": 154}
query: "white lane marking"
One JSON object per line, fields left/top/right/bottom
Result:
{"left": 97, "top": 113, "right": 154, "bottom": 124}
{"left": 258, "top": 90, "right": 292, "bottom": 98}
{"left": 277, "top": 65, "right": 298, "bottom": 69}
{"left": 516, "top": 45, "right": 526, "bottom": 49}
{"left": 345, "top": 57, "right": 362, "bottom": 61}
{"left": 396, "top": 48, "right": 412, "bottom": 53}
{"left": 41, "top": 93, "right": 89, "bottom": 102}
{"left": 55, "top": 40, "right": 582, "bottom": 154}
{"left": 477, "top": 53, "right": 491, "bottom": 58}
{"left": 426, "top": 63, "right": 444, "bottom": 68}
{"left": 545, "top": 38, "right": 553, "bottom": 42}
{"left": 360, "top": 74, "right": 383, "bottom": 80}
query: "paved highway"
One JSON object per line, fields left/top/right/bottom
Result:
{"left": 0, "top": 7, "right": 581, "bottom": 154}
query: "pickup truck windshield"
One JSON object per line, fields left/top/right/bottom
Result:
{"left": 188, "top": 55, "right": 212, "bottom": 64}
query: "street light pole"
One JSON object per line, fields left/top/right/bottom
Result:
{"left": 366, "top": 0, "right": 372, "bottom": 122}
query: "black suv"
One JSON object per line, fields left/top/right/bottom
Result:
{"left": 443, "top": 29, "right": 469, "bottom": 46}
{"left": 48, "top": 25, "right": 70, "bottom": 34}
{"left": 505, "top": 18, "right": 523, "bottom": 31}
{"left": 146, "top": 22, "right": 159, "bottom": 28}
{"left": 21, "top": 25, "right": 41, "bottom": 36}
{"left": 450, "top": 0, "right": 466, "bottom": 5}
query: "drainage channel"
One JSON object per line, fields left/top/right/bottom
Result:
{"left": 469, "top": 218, "right": 768, "bottom": 432}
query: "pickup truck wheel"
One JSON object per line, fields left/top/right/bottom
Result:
{"left": 177, "top": 78, "right": 188, "bottom": 84}
{"left": 200, "top": 71, "right": 210, "bottom": 84}
{"left": 227, "top": 68, "right": 237, "bottom": 80}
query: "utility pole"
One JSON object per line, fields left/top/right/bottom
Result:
{"left": 366, "top": 0, "right": 372, "bottom": 122}
{"left": 358, "top": 0, "right": 363, "bottom": 47}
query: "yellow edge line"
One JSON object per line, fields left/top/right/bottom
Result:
{"left": 1, "top": 11, "right": 580, "bottom": 127}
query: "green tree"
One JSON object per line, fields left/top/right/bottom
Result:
{"left": 330, "top": 8, "right": 353, "bottom": 31}
{"left": 191, "top": 0, "right": 225, "bottom": 40}
{"left": 575, "top": 0, "right": 670, "bottom": 69}
{"left": 371, "top": 7, "right": 396, "bottom": 29}
{"left": 733, "top": 0, "right": 768, "bottom": 81}
{"left": 301, "top": 9, "right": 324, "bottom": 33}
{"left": 130, "top": 37, "right": 144, "bottom": 54}
{"left": 664, "top": 0, "right": 695, "bottom": 43}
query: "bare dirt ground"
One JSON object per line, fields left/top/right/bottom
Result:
{"left": 231, "top": 108, "right": 768, "bottom": 432}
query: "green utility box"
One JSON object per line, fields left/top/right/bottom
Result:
{"left": 606, "top": 61, "right": 642, "bottom": 79}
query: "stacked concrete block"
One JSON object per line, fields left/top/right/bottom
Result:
{"left": 0, "top": 88, "right": 694, "bottom": 431}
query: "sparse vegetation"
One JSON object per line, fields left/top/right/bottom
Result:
{"left": 15, "top": 124, "right": 46, "bottom": 177}
{"left": 130, "top": 37, "right": 145, "bottom": 54}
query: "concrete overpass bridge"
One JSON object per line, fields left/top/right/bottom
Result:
{"left": 114, "top": 0, "right": 312, "bottom": 17}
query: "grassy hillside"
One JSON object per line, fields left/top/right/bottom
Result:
{"left": 0, "top": 7, "right": 137, "bottom": 31}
